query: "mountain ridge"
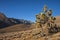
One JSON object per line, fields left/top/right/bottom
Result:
{"left": 0, "top": 12, "right": 33, "bottom": 28}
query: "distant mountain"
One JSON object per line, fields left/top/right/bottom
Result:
{"left": 0, "top": 12, "right": 33, "bottom": 28}
{"left": 0, "top": 12, "right": 7, "bottom": 21}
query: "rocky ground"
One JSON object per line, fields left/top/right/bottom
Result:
{"left": 0, "top": 27, "right": 60, "bottom": 40}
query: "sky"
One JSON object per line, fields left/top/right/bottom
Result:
{"left": 0, "top": 0, "right": 60, "bottom": 22}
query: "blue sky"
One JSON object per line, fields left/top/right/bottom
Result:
{"left": 0, "top": 0, "right": 60, "bottom": 22}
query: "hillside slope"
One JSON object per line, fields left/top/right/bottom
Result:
{"left": 0, "top": 24, "right": 33, "bottom": 33}
{"left": 55, "top": 16, "right": 60, "bottom": 26}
